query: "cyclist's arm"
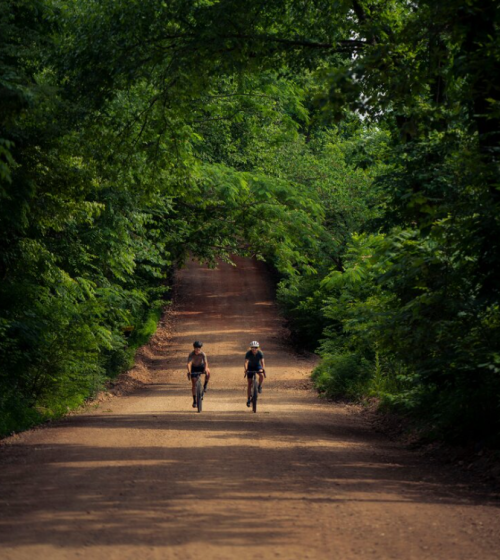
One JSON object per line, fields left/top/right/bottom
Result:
{"left": 204, "top": 356, "right": 210, "bottom": 374}
{"left": 244, "top": 359, "right": 249, "bottom": 377}
{"left": 187, "top": 355, "right": 193, "bottom": 376}
{"left": 261, "top": 359, "right": 266, "bottom": 376}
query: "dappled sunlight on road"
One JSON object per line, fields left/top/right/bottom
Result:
{"left": 1, "top": 258, "right": 499, "bottom": 560}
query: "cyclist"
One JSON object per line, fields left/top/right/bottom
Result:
{"left": 187, "top": 341, "right": 210, "bottom": 408}
{"left": 244, "top": 341, "right": 266, "bottom": 407}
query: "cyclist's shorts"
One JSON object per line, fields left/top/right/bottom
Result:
{"left": 191, "top": 365, "right": 205, "bottom": 377}
{"left": 246, "top": 370, "right": 262, "bottom": 378}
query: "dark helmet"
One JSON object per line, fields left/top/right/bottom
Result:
{"left": 193, "top": 341, "right": 203, "bottom": 348}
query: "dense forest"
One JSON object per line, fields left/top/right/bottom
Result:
{"left": 1, "top": 0, "right": 499, "bottom": 444}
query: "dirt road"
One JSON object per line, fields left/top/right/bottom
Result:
{"left": 1, "top": 257, "right": 499, "bottom": 559}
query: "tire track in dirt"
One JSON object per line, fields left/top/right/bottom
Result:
{"left": 0, "top": 257, "right": 499, "bottom": 560}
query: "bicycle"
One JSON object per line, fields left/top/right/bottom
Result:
{"left": 246, "top": 369, "right": 265, "bottom": 413}
{"left": 250, "top": 372, "right": 258, "bottom": 413}
{"left": 191, "top": 371, "right": 207, "bottom": 413}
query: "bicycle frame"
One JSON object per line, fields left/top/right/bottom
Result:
{"left": 190, "top": 371, "right": 206, "bottom": 413}
{"left": 251, "top": 374, "right": 258, "bottom": 413}
{"left": 247, "top": 370, "right": 262, "bottom": 413}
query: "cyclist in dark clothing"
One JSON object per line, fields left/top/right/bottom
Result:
{"left": 244, "top": 340, "right": 266, "bottom": 407}
{"left": 187, "top": 341, "right": 210, "bottom": 408}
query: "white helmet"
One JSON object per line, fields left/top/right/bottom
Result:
{"left": 250, "top": 341, "right": 260, "bottom": 348}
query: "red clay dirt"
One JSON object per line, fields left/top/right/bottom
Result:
{"left": 1, "top": 257, "right": 499, "bottom": 560}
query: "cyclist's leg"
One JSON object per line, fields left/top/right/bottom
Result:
{"left": 191, "top": 376, "right": 200, "bottom": 410}
{"left": 190, "top": 375, "right": 198, "bottom": 407}
{"left": 246, "top": 375, "right": 253, "bottom": 407}
{"left": 257, "top": 370, "right": 264, "bottom": 386}
{"left": 191, "top": 366, "right": 204, "bottom": 396}
{"left": 247, "top": 375, "right": 253, "bottom": 398}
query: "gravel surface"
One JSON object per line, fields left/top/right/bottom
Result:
{"left": 1, "top": 257, "right": 499, "bottom": 559}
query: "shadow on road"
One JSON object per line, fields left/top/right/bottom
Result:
{"left": 1, "top": 400, "right": 498, "bottom": 550}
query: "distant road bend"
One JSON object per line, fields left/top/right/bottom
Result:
{"left": 1, "top": 257, "right": 499, "bottom": 560}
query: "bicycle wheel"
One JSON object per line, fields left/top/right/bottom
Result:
{"left": 252, "top": 375, "right": 258, "bottom": 413}
{"left": 197, "top": 377, "right": 203, "bottom": 413}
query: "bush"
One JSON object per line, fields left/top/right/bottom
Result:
{"left": 312, "top": 352, "right": 372, "bottom": 400}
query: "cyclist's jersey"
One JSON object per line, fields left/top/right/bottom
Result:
{"left": 188, "top": 351, "right": 207, "bottom": 368}
{"left": 245, "top": 349, "right": 264, "bottom": 371}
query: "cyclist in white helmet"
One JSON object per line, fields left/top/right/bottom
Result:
{"left": 244, "top": 341, "right": 266, "bottom": 407}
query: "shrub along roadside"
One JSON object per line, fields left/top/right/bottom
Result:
{"left": 0, "top": 294, "right": 169, "bottom": 438}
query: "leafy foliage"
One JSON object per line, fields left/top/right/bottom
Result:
{"left": 1, "top": 0, "right": 500, "bottom": 446}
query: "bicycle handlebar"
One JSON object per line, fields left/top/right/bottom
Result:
{"left": 244, "top": 369, "right": 266, "bottom": 377}
{"left": 188, "top": 370, "right": 207, "bottom": 377}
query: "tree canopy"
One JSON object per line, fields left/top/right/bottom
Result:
{"left": 1, "top": 0, "right": 499, "bottom": 444}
